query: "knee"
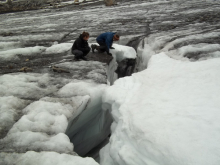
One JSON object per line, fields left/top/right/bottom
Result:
{"left": 85, "top": 47, "right": 91, "bottom": 53}
{"left": 73, "top": 50, "right": 83, "bottom": 56}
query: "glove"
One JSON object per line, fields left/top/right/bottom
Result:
{"left": 107, "top": 52, "right": 112, "bottom": 56}
{"left": 110, "top": 47, "right": 115, "bottom": 49}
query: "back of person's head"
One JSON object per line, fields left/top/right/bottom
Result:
{"left": 82, "top": 31, "right": 90, "bottom": 38}
{"left": 113, "top": 34, "right": 120, "bottom": 41}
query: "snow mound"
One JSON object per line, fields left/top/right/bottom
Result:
{"left": 0, "top": 96, "right": 30, "bottom": 138}
{"left": 0, "top": 151, "right": 99, "bottom": 165}
{"left": 0, "top": 41, "right": 22, "bottom": 51}
{"left": 110, "top": 44, "right": 136, "bottom": 62}
{"left": 45, "top": 43, "right": 72, "bottom": 54}
{"left": 100, "top": 53, "right": 220, "bottom": 165}
{"left": 0, "top": 73, "right": 59, "bottom": 99}
{"left": 0, "top": 46, "right": 46, "bottom": 61}
{"left": 0, "top": 100, "right": 74, "bottom": 153}
{"left": 0, "top": 94, "right": 95, "bottom": 153}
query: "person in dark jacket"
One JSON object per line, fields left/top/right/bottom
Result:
{"left": 72, "top": 32, "right": 91, "bottom": 60}
{"left": 91, "top": 32, "right": 120, "bottom": 56}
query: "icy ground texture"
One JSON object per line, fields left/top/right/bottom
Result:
{"left": 1, "top": 0, "right": 219, "bottom": 72}
{"left": 100, "top": 53, "right": 220, "bottom": 165}
{"left": 1, "top": 0, "right": 219, "bottom": 62}
{"left": 0, "top": 151, "right": 98, "bottom": 165}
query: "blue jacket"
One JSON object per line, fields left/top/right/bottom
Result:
{"left": 96, "top": 32, "right": 116, "bottom": 51}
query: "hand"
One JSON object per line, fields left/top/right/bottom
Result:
{"left": 107, "top": 53, "right": 112, "bottom": 56}
{"left": 110, "top": 47, "right": 115, "bottom": 49}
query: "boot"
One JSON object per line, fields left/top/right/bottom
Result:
{"left": 97, "top": 45, "right": 106, "bottom": 53}
{"left": 80, "top": 56, "right": 88, "bottom": 61}
{"left": 74, "top": 56, "right": 80, "bottom": 61}
{"left": 91, "top": 44, "right": 97, "bottom": 53}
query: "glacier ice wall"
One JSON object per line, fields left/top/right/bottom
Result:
{"left": 65, "top": 45, "right": 136, "bottom": 156}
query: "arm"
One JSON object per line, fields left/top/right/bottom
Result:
{"left": 105, "top": 34, "right": 113, "bottom": 54}
{"left": 110, "top": 42, "right": 115, "bottom": 49}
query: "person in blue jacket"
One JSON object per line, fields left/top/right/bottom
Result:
{"left": 91, "top": 32, "right": 120, "bottom": 56}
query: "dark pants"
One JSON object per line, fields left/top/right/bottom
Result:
{"left": 72, "top": 48, "right": 90, "bottom": 59}
{"left": 97, "top": 41, "right": 108, "bottom": 53}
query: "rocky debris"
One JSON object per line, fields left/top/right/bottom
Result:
{"left": 104, "top": 0, "right": 116, "bottom": 6}
{"left": 1, "top": 32, "right": 13, "bottom": 37}
{"left": 7, "top": 65, "right": 14, "bottom": 69}
{"left": 52, "top": 66, "right": 70, "bottom": 73}
{"left": 74, "top": 0, "right": 80, "bottom": 5}
{"left": 19, "top": 67, "right": 33, "bottom": 72}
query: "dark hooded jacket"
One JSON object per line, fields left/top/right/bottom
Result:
{"left": 72, "top": 34, "right": 90, "bottom": 53}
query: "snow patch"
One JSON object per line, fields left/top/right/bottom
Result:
{"left": 0, "top": 73, "right": 59, "bottom": 99}
{"left": 0, "top": 151, "right": 99, "bottom": 165}
{"left": 0, "top": 46, "right": 46, "bottom": 61}
{"left": 0, "top": 41, "right": 22, "bottom": 51}
{"left": 45, "top": 43, "right": 72, "bottom": 54}
{"left": 110, "top": 44, "right": 136, "bottom": 62}
{"left": 0, "top": 96, "right": 30, "bottom": 137}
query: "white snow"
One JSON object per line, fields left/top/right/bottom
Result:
{"left": 45, "top": 43, "right": 72, "bottom": 54}
{"left": 0, "top": 70, "right": 104, "bottom": 165}
{"left": 177, "top": 43, "right": 220, "bottom": 57}
{"left": 162, "top": 31, "right": 220, "bottom": 52}
{"left": 110, "top": 44, "right": 136, "bottom": 62}
{"left": 0, "top": 151, "right": 99, "bottom": 165}
{"left": 0, "top": 96, "right": 30, "bottom": 137}
{"left": 0, "top": 93, "right": 103, "bottom": 154}
{"left": 0, "top": 41, "right": 22, "bottom": 51}
{"left": 199, "top": 51, "right": 220, "bottom": 60}
{"left": 0, "top": 46, "right": 46, "bottom": 61}
{"left": 136, "top": 38, "right": 156, "bottom": 71}
{"left": 106, "top": 57, "right": 118, "bottom": 85}
{"left": 0, "top": 42, "right": 72, "bottom": 61}
{"left": 86, "top": 69, "right": 107, "bottom": 83}
{"left": 0, "top": 73, "right": 59, "bottom": 99}
{"left": 100, "top": 53, "right": 220, "bottom": 165}
{"left": 0, "top": 99, "right": 76, "bottom": 153}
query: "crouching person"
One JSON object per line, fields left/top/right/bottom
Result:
{"left": 72, "top": 32, "right": 91, "bottom": 61}
{"left": 91, "top": 32, "right": 120, "bottom": 56}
